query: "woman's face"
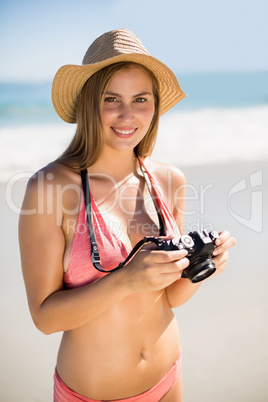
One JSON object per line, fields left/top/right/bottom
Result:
{"left": 100, "top": 67, "right": 155, "bottom": 153}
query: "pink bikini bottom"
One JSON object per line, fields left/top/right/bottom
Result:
{"left": 54, "top": 356, "right": 181, "bottom": 402}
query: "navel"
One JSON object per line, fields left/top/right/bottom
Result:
{"left": 140, "top": 347, "right": 150, "bottom": 361}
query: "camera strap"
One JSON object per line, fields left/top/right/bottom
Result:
{"left": 81, "top": 158, "right": 166, "bottom": 273}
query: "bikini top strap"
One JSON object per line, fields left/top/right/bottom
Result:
{"left": 81, "top": 169, "right": 103, "bottom": 272}
{"left": 137, "top": 157, "right": 166, "bottom": 237}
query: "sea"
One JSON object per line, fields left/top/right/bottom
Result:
{"left": 1, "top": 71, "right": 268, "bottom": 182}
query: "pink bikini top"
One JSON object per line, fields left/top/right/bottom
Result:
{"left": 63, "top": 159, "right": 179, "bottom": 289}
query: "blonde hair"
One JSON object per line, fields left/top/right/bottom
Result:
{"left": 56, "top": 62, "right": 160, "bottom": 170}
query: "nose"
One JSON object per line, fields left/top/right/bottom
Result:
{"left": 118, "top": 103, "right": 134, "bottom": 122}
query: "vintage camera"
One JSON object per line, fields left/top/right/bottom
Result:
{"left": 154, "top": 230, "right": 219, "bottom": 283}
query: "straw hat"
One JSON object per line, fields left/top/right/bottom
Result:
{"left": 52, "top": 29, "right": 186, "bottom": 123}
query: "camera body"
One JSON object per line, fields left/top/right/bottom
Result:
{"left": 154, "top": 230, "right": 219, "bottom": 283}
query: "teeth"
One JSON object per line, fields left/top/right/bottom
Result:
{"left": 113, "top": 128, "right": 135, "bottom": 135}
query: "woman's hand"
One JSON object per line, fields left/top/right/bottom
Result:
{"left": 124, "top": 246, "right": 190, "bottom": 294}
{"left": 211, "top": 230, "right": 236, "bottom": 277}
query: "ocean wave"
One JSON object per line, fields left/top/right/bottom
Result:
{"left": 1, "top": 106, "right": 268, "bottom": 182}
{"left": 154, "top": 105, "right": 268, "bottom": 166}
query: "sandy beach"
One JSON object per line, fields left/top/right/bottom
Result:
{"left": 1, "top": 160, "right": 267, "bottom": 402}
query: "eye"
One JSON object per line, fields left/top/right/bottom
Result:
{"left": 104, "top": 96, "right": 118, "bottom": 103}
{"left": 134, "top": 97, "right": 146, "bottom": 103}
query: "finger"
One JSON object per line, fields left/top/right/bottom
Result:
{"left": 215, "top": 230, "right": 230, "bottom": 246}
{"left": 162, "top": 257, "right": 190, "bottom": 273}
{"left": 213, "top": 236, "right": 236, "bottom": 256}
{"left": 149, "top": 249, "right": 188, "bottom": 263}
{"left": 213, "top": 251, "right": 229, "bottom": 272}
{"left": 213, "top": 250, "right": 229, "bottom": 263}
{"left": 156, "top": 258, "right": 189, "bottom": 283}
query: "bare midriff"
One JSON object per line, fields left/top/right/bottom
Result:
{"left": 56, "top": 290, "right": 180, "bottom": 400}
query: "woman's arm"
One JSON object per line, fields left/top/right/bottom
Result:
{"left": 19, "top": 171, "right": 135, "bottom": 334}
{"left": 163, "top": 166, "right": 236, "bottom": 308}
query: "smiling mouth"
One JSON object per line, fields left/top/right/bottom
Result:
{"left": 112, "top": 127, "right": 137, "bottom": 135}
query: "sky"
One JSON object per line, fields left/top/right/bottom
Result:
{"left": 0, "top": 0, "right": 267, "bottom": 82}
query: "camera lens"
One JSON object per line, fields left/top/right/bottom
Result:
{"left": 183, "top": 258, "right": 216, "bottom": 283}
{"left": 194, "top": 267, "right": 212, "bottom": 280}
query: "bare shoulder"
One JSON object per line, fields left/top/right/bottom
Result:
{"left": 26, "top": 162, "right": 80, "bottom": 189}
{"left": 143, "top": 158, "right": 186, "bottom": 216}
{"left": 145, "top": 158, "right": 186, "bottom": 189}
{"left": 21, "top": 162, "right": 81, "bottom": 216}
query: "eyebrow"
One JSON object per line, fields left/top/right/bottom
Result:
{"left": 105, "top": 91, "right": 153, "bottom": 98}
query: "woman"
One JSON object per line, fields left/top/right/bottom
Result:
{"left": 19, "top": 29, "right": 236, "bottom": 401}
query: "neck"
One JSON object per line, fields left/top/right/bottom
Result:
{"left": 88, "top": 148, "right": 139, "bottom": 181}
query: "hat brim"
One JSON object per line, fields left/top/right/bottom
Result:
{"left": 52, "top": 53, "right": 186, "bottom": 123}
